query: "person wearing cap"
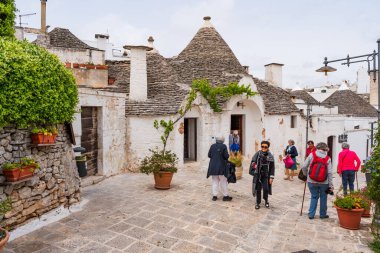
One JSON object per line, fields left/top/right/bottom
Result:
{"left": 250, "top": 141, "right": 275, "bottom": 209}
{"left": 337, "top": 142, "right": 361, "bottom": 195}
{"left": 207, "top": 136, "right": 232, "bottom": 201}
{"left": 301, "top": 142, "right": 334, "bottom": 219}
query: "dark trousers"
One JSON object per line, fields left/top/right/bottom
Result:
{"left": 255, "top": 178, "right": 269, "bottom": 204}
{"left": 342, "top": 170, "right": 355, "bottom": 195}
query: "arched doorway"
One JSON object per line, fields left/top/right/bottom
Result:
{"left": 230, "top": 99, "right": 263, "bottom": 158}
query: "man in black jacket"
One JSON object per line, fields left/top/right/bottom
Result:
{"left": 207, "top": 136, "right": 232, "bottom": 201}
{"left": 250, "top": 141, "right": 275, "bottom": 209}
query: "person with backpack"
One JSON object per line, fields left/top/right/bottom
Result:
{"left": 250, "top": 141, "right": 275, "bottom": 209}
{"left": 207, "top": 136, "right": 232, "bottom": 201}
{"left": 301, "top": 142, "right": 333, "bottom": 219}
{"left": 337, "top": 142, "right": 361, "bottom": 195}
{"left": 284, "top": 139, "right": 298, "bottom": 181}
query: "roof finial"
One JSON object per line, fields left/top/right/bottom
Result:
{"left": 202, "top": 16, "right": 213, "bottom": 28}
{"left": 147, "top": 36, "right": 157, "bottom": 53}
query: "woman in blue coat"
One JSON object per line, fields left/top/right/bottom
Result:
{"left": 207, "top": 136, "right": 232, "bottom": 201}
{"left": 284, "top": 139, "right": 298, "bottom": 181}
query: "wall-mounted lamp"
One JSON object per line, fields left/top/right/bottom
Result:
{"left": 237, "top": 101, "right": 245, "bottom": 109}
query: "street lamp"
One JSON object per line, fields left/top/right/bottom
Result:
{"left": 316, "top": 39, "right": 380, "bottom": 122}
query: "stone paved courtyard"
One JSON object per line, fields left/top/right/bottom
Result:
{"left": 5, "top": 164, "right": 373, "bottom": 253}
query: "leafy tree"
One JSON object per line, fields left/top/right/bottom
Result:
{"left": 0, "top": 0, "right": 16, "bottom": 38}
{"left": 0, "top": 38, "right": 78, "bottom": 127}
{"left": 366, "top": 128, "right": 380, "bottom": 244}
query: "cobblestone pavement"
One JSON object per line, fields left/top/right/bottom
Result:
{"left": 6, "top": 163, "right": 373, "bottom": 253}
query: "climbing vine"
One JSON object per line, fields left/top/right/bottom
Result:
{"left": 154, "top": 79, "right": 256, "bottom": 152}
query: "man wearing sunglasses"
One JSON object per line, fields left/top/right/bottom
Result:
{"left": 250, "top": 141, "right": 275, "bottom": 209}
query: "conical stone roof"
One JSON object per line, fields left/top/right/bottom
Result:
{"left": 169, "top": 17, "right": 246, "bottom": 86}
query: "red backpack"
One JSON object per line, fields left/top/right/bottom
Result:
{"left": 309, "top": 152, "right": 329, "bottom": 182}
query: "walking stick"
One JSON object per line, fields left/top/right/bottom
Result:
{"left": 356, "top": 171, "right": 359, "bottom": 190}
{"left": 300, "top": 181, "right": 307, "bottom": 216}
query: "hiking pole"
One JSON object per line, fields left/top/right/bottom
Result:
{"left": 300, "top": 181, "right": 307, "bottom": 216}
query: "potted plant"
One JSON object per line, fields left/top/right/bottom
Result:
{"left": 31, "top": 126, "right": 58, "bottom": 144}
{"left": 95, "top": 64, "right": 108, "bottom": 70}
{"left": 334, "top": 193, "right": 367, "bottom": 230}
{"left": 229, "top": 152, "right": 243, "bottom": 180}
{"left": 73, "top": 63, "right": 79, "bottom": 68}
{"left": 140, "top": 149, "right": 178, "bottom": 189}
{"left": 354, "top": 187, "right": 372, "bottom": 218}
{"left": 65, "top": 62, "right": 71, "bottom": 68}
{"left": 2, "top": 158, "right": 39, "bottom": 182}
{"left": 86, "top": 62, "right": 95, "bottom": 69}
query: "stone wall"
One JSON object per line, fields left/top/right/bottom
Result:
{"left": 0, "top": 125, "right": 80, "bottom": 228}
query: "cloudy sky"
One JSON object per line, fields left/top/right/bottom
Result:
{"left": 14, "top": 0, "right": 380, "bottom": 88}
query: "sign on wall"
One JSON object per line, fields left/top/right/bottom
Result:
{"left": 338, "top": 134, "right": 348, "bottom": 143}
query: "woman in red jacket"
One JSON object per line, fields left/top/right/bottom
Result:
{"left": 337, "top": 142, "right": 361, "bottom": 195}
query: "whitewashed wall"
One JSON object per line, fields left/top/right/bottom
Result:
{"left": 49, "top": 48, "right": 104, "bottom": 65}
{"left": 73, "top": 88, "right": 127, "bottom": 176}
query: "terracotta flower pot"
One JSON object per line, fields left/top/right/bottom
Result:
{"left": 154, "top": 171, "right": 174, "bottom": 190}
{"left": 18, "top": 165, "right": 35, "bottom": 180}
{"left": 86, "top": 65, "right": 95, "bottom": 69}
{"left": 236, "top": 166, "right": 243, "bottom": 180}
{"left": 73, "top": 63, "right": 79, "bottom": 68}
{"left": 79, "top": 64, "right": 86, "bottom": 68}
{"left": 108, "top": 77, "right": 116, "bottom": 85}
{"left": 65, "top": 62, "right": 71, "bottom": 68}
{"left": 335, "top": 205, "right": 364, "bottom": 230}
{"left": 362, "top": 201, "right": 371, "bottom": 218}
{"left": 96, "top": 65, "right": 108, "bottom": 70}
{"left": 0, "top": 229, "right": 10, "bottom": 253}
{"left": 3, "top": 167, "right": 22, "bottom": 182}
{"left": 31, "top": 133, "right": 45, "bottom": 144}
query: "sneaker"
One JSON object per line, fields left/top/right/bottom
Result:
{"left": 223, "top": 196, "right": 232, "bottom": 201}
{"left": 283, "top": 176, "right": 290, "bottom": 180}
{"left": 308, "top": 216, "right": 314, "bottom": 220}
{"left": 212, "top": 196, "right": 217, "bottom": 201}
{"left": 255, "top": 204, "right": 260, "bottom": 209}
{"left": 320, "top": 215, "right": 329, "bottom": 219}
{"left": 265, "top": 202, "right": 270, "bottom": 208}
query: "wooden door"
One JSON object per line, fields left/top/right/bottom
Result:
{"left": 81, "top": 107, "right": 98, "bottom": 176}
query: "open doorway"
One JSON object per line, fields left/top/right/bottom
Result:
{"left": 81, "top": 106, "right": 99, "bottom": 176}
{"left": 231, "top": 115, "right": 244, "bottom": 154}
{"left": 184, "top": 118, "right": 197, "bottom": 162}
{"left": 327, "top": 136, "right": 334, "bottom": 162}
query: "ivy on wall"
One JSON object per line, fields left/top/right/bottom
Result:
{"left": 0, "top": 0, "right": 16, "bottom": 38}
{"left": 154, "top": 79, "right": 256, "bottom": 152}
{"left": 0, "top": 38, "right": 79, "bottom": 128}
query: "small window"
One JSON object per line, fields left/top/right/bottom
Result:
{"left": 321, "top": 89, "right": 327, "bottom": 93}
{"left": 291, "top": 115, "right": 297, "bottom": 128}
{"left": 354, "top": 125, "right": 360, "bottom": 129}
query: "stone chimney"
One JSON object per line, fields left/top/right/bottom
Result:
{"left": 95, "top": 34, "right": 109, "bottom": 51}
{"left": 123, "top": 45, "right": 153, "bottom": 101}
{"left": 147, "top": 36, "right": 158, "bottom": 53}
{"left": 264, "top": 63, "right": 284, "bottom": 87}
{"left": 41, "top": 0, "right": 47, "bottom": 33}
{"left": 243, "top": 66, "right": 249, "bottom": 74}
{"left": 203, "top": 16, "right": 213, "bottom": 28}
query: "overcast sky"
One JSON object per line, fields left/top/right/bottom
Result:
{"left": 14, "top": 0, "right": 380, "bottom": 88}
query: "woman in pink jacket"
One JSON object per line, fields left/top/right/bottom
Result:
{"left": 337, "top": 142, "right": 361, "bottom": 195}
